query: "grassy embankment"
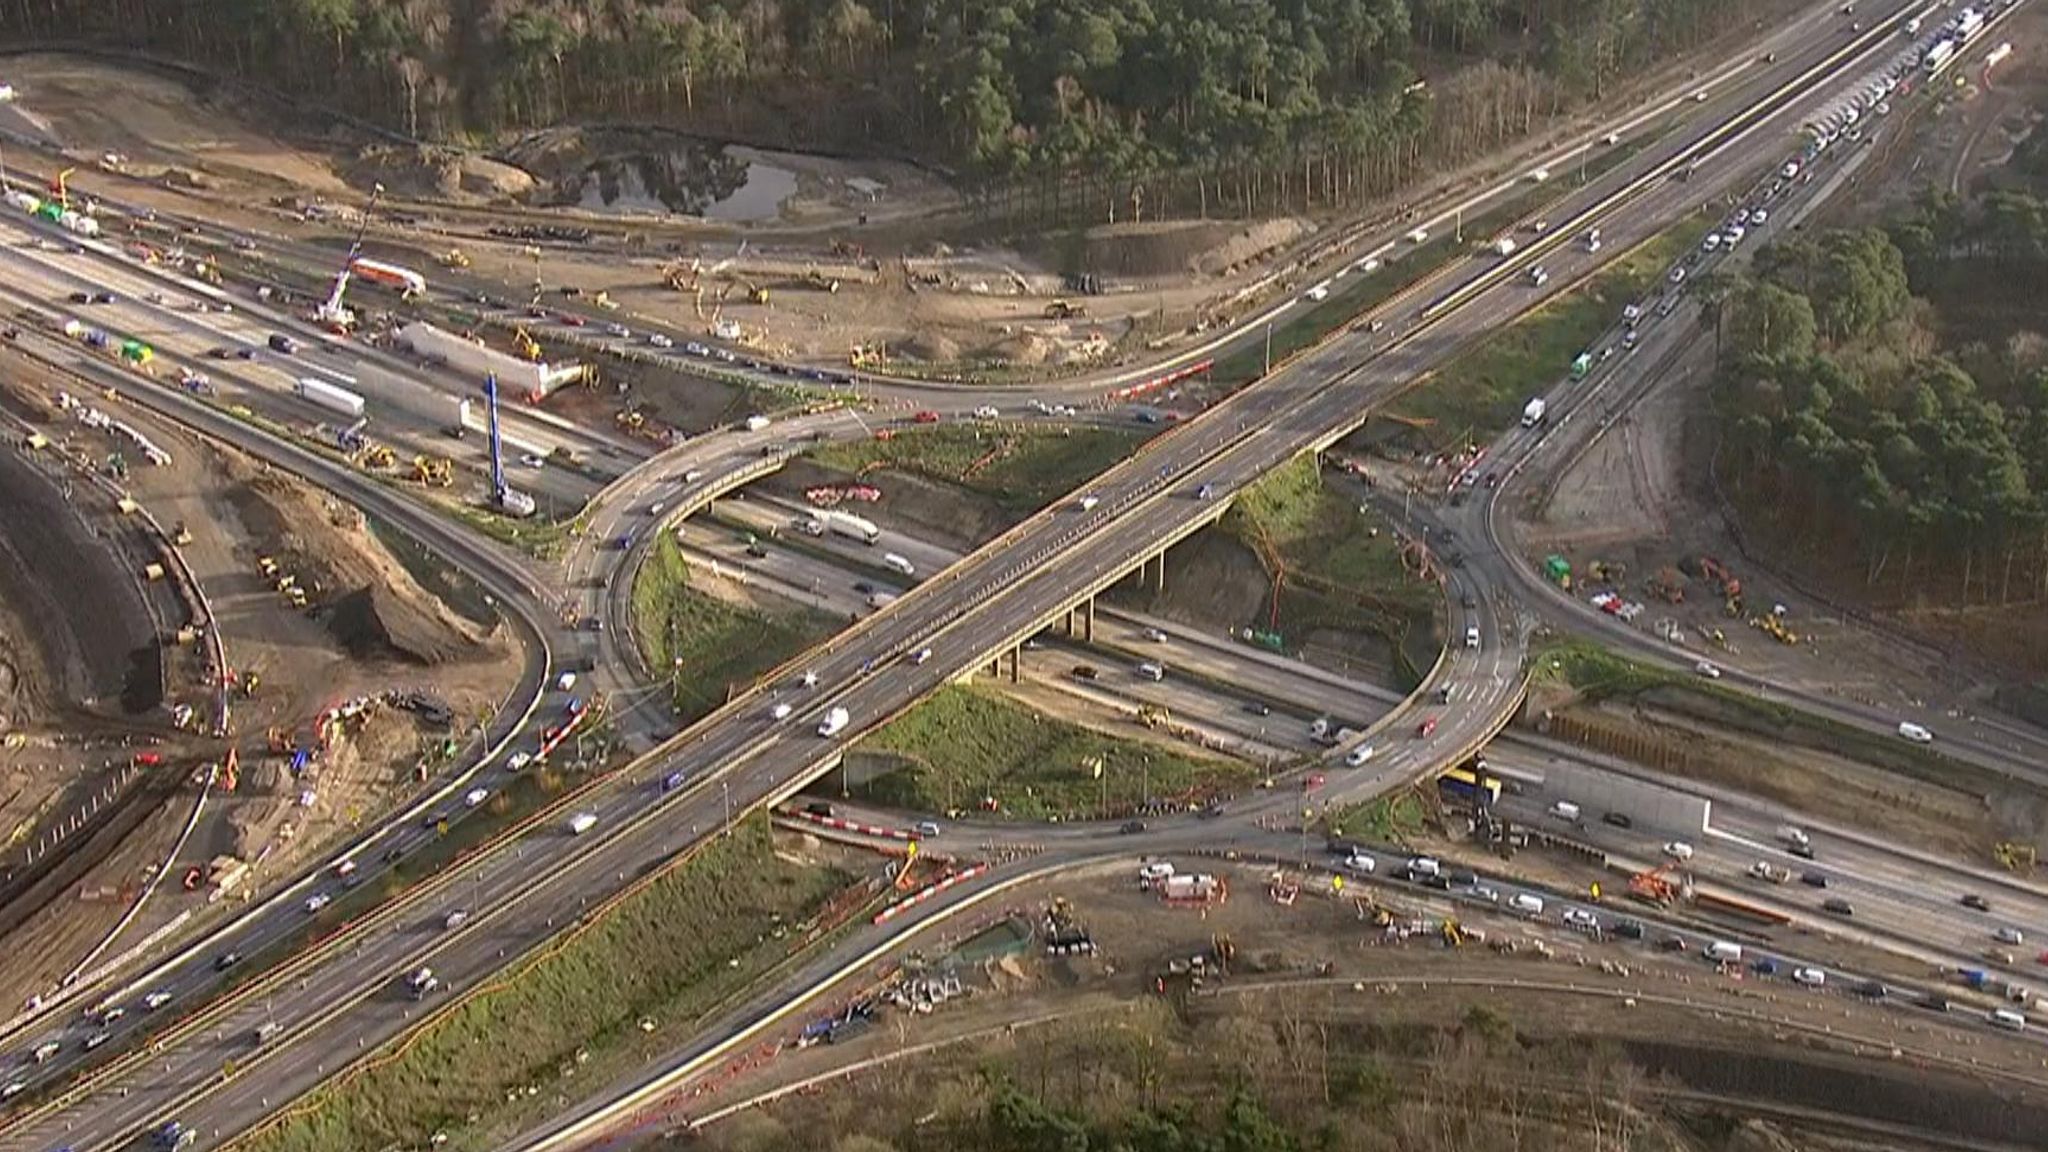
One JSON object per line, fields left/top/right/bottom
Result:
{"left": 631, "top": 533, "right": 837, "bottom": 723}
{"left": 1388, "top": 214, "right": 1717, "bottom": 441}
{"left": 810, "top": 424, "right": 1142, "bottom": 515}
{"left": 237, "top": 816, "right": 852, "bottom": 1152}
{"left": 1217, "top": 455, "right": 1445, "bottom": 686}
{"left": 851, "top": 685, "right": 1256, "bottom": 819}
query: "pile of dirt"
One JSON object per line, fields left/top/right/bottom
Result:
{"left": 1046, "top": 218, "right": 1314, "bottom": 280}
{"left": 220, "top": 471, "right": 492, "bottom": 667}
{"left": 342, "top": 144, "right": 538, "bottom": 203}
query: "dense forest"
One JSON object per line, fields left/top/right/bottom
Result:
{"left": 1712, "top": 182, "right": 2048, "bottom": 604}
{"left": 3, "top": 0, "right": 1792, "bottom": 220}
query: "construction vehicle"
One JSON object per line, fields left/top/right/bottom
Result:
{"left": 1750, "top": 613, "right": 1799, "bottom": 645}
{"left": 1267, "top": 871, "right": 1299, "bottom": 905}
{"left": 1044, "top": 299, "right": 1087, "bottom": 320}
{"left": 1441, "top": 918, "right": 1466, "bottom": 947}
{"left": 512, "top": 327, "right": 542, "bottom": 363}
{"left": 438, "top": 248, "right": 471, "bottom": 269}
{"left": 592, "top": 290, "right": 619, "bottom": 311}
{"left": 360, "top": 444, "right": 395, "bottom": 469}
{"left": 1628, "top": 862, "right": 1684, "bottom": 907}
{"left": 1136, "top": 704, "right": 1169, "bottom": 729}
{"left": 1648, "top": 567, "right": 1686, "bottom": 603}
{"left": 240, "top": 669, "right": 261, "bottom": 698}
{"left": 1697, "top": 555, "right": 1743, "bottom": 614}
{"left": 410, "top": 455, "right": 453, "bottom": 487}
{"left": 615, "top": 408, "right": 644, "bottom": 431}
{"left": 311, "top": 184, "right": 386, "bottom": 332}
{"left": 802, "top": 268, "right": 840, "bottom": 293}
{"left": 169, "top": 521, "right": 192, "bottom": 546}
{"left": 1995, "top": 842, "right": 2038, "bottom": 872}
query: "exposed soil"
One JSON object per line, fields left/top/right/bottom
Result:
{"left": 760, "top": 459, "right": 1013, "bottom": 557}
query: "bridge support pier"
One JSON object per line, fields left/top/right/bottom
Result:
{"left": 1152, "top": 552, "right": 1166, "bottom": 592}
{"left": 1008, "top": 647, "right": 1020, "bottom": 683}
{"left": 1083, "top": 597, "right": 1095, "bottom": 642}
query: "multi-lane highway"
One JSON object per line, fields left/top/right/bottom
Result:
{"left": 0, "top": 3, "right": 2018, "bottom": 1147}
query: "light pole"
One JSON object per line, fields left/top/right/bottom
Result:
{"left": 721, "top": 778, "right": 732, "bottom": 833}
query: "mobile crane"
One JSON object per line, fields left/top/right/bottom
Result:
{"left": 311, "top": 182, "right": 384, "bottom": 333}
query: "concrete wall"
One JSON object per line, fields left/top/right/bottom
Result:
{"left": 1519, "top": 758, "right": 1710, "bottom": 837}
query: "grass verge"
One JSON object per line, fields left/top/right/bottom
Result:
{"left": 1533, "top": 639, "right": 2000, "bottom": 797}
{"left": 236, "top": 815, "right": 850, "bottom": 1152}
{"left": 809, "top": 424, "right": 1142, "bottom": 514}
{"left": 630, "top": 534, "right": 837, "bottom": 723}
{"left": 1218, "top": 456, "right": 1443, "bottom": 683}
{"left": 1390, "top": 213, "right": 1717, "bottom": 441}
{"left": 850, "top": 685, "right": 1255, "bottom": 819}
{"left": 1324, "top": 790, "right": 1429, "bottom": 845}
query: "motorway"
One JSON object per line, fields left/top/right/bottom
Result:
{"left": 0, "top": 2, "right": 2023, "bottom": 1148}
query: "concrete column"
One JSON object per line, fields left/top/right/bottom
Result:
{"left": 1153, "top": 551, "right": 1166, "bottom": 592}
{"left": 1008, "top": 648, "right": 1020, "bottom": 683}
{"left": 1084, "top": 598, "right": 1095, "bottom": 643}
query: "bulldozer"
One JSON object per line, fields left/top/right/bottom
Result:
{"left": 438, "top": 248, "right": 471, "bottom": 269}
{"left": 743, "top": 281, "right": 770, "bottom": 306}
{"left": 411, "top": 455, "right": 453, "bottom": 487}
{"left": 1044, "top": 299, "right": 1087, "bottom": 320}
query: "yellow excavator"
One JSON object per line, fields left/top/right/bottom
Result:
{"left": 438, "top": 248, "right": 471, "bottom": 269}
{"left": 512, "top": 327, "right": 543, "bottom": 363}
{"left": 411, "top": 455, "right": 453, "bottom": 487}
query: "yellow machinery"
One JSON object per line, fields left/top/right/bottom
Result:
{"left": 615, "top": 408, "right": 645, "bottom": 431}
{"left": 361, "top": 444, "right": 395, "bottom": 469}
{"left": 411, "top": 455, "right": 453, "bottom": 487}
{"left": 438, "top": 248, "right": 471, "bottom": 268}
{"left": 593, "top": 290, "right": 619, "bottom": 311}
{"left": 802, "top": 267, "right": 840, "bottom": 293}
{"left": 1136, "top": 704, "right": 1168, "bottom": 729}
{"left": 512, "top": 327, "right": 542, "bottom": 363}
{"left": 1044, "top": 299, "right": 1086, "bottom": 319}
{"left": 1442, "top": 918, "right": 1466, "bottom": 947}
{"left": 51, "top": 167, "right": 76, "bottom": 210}
{"left": 1995, "top": 842, "right": 2037, "bottom": 872}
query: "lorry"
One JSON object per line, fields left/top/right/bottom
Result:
{"left": 1924, "top": 37, "right": 1958, "bottom": 72}
{"left": 295, "top": 377, "right": 366, "bottom": 419}
{"left": 818, "top": 509, "right": 881, "bottom": 545}
{"left": 817, "top": 707, "right": 850, "bottom": 738}
{"left": 1954, "top": 8, "right": 1984, "bottom": 41}
{"left": 1521, "top": 397, "right": 1548, "bottom": 427}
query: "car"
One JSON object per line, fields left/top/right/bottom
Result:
{"left": 604, "top": 322, "right": 630, "bottom": 338}
{"left": 422, "top": 810, "right": 448, "bottom": 829}
{"left": 1669, "top": 266, "right": 1687, "bottom": 285}
{"left": 381, "top": 846, "right": 404, "bottom": 863}
{"left": 1344, "top": 853, "right": 1377, "bottom": 876}
{"left": 68, "top": 290, "right": 91, "bottom": 304}
{"left": 1822, "top": 898, "right": 1854, "bottom": 917}
{"left": 1244, "top": 701, "right": 1272, "bottom": 716}
{"left": 1416, "top": 716, "right": 1439, "bottom": 737}
{"left": 1071, "top": 664, "right": 1099, "bottom": 681}
{"left": 1918, "top": 993, "right": 1952, "bottom": 1013}
{"left": 1751, "top": 208, "right": 1769, "bottom": 226}
{"left": 520, "top": 452, "right": 547, "bottom": 469}
{"left": 650, "top": 333, "right": 674, "bottom": 349}
{"left": 911, "top": 647, "right": 934, "bottom": 666}
{"left": 143, "top": 990, "right": 173, "bottom": 1010}
{"left": 1701, "top": 233, "right": 1722, "bottom": 253}
{"left": 464, "top": 787, "right": 490, "bottom": 808}
{"left": 1963, "top": 894, "right": 1991, "bottom": 912}
{"left": 768, "top": 701, "right": 793, "bottom": 721}
{"left": 1345, "top": 744, "right": 1376, "bottom": 767}
{"left": 1602, "top": 811, "right": 1633, "bottom": 829}
{"left": 506, "top": 750, "right": 533, "bottom": 772}
{"left": 915, "top": 820, "right": 941, "bottom": 838}
{"left": 214, "top": 951, "right": 242, "bottom": 971}
{"left": 1663, "top": 841, "right": 1694, "bottom": 861}
{"left": 235, "top": 347, "right": 255, "bottom": 360}
{"left": 559, "top": 313, "right": 586, "bottom": 327}
{"left": 685, "top": 341, "right": 710, "bottom": 357}
{"left": 206, "top": 345, "right": 232, "bottom": 359}
{"left": 1119, "top": 820, "right": 1147, "bottom": 834}
{"left": 1658, "top": 936, "right": 1689, "bottom": 952}
{"left": 1788, "top": 842, "right": 1816, "bottom": 859}
{"left": 1, "top": 1080, "right": 23, "bottom": 1099}
{"left": 1792, "top": 966, "right": 1826, "bottom": 987}
{"left": 1562, "top": 908, "right": 1600, "bottom": 931}
{"left": 1693, "top": 660, "right": 1721, "bottom": 678}
{"left": 305, "top": 892, "right": 331, "bottom": 914}
{"left": 1614, "top": 919, "right": 1646, "bottom": 940}
{"left": 1801, "top": 871, "right": 1829, "bottom": 888}
{"left": 1471, "top": 884, "right": 1501, "bottom": 904}
{"left": 1996, "top": 927, "right": 2026, "bottom": 946}
{"left": 1142, "top": 627, "right": 1168, "bottom": 642}
{"left": 1857, "top": 980, "right": 1888, "bottom": 1000}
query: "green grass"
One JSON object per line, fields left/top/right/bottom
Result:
{"left": 237, "top": 816, "right": 850, "bottom": 1152}
{"left": 1323, "top": 791, "right": 1427, "bottom": 844}
{"left": 810, "top": 424, "right": 1143, "bottom": 513}
{"left": 630, "top": 534, "right": 836, "bottom": 723}
{"left": 1211, "top": 145, "right": 1652, "bottom": 389}
{"left": 851, "top": 685, "right": 1256, "bottom": 819}
{"left": 1534, "top": 638, "right": 1685, "bottom": 700}
{"left": 1391, "top": 214, "right": 1718, "bottom": 441}
{"left": 1211, "top": 456, "right": 1443, "bottom": 681}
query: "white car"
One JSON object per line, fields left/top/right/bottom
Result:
{"left": 83, "top": 1031, "right": 111, "bottom": 1050}
{"left": 911, "top": 647, "right": 933, "bottom": 666}
{"left": 1723, "top": 224, "right": 1746, "bottom": 245}
{"left": 1622, "top": 303, "right": 1642, "bottom": 324}
{"left": 143, "top": 990, "right": 173, "bottom": 1010}
{"left": 1344, "top": 743, "right": 1376, "bottom": 767}
{"left": 1562, "top": 908, "right": 1600, "bottom": 931}
{"left": 1669, "top": 266, "right": 1687, "bottom": 285}
{"left": 771, "top": 702, "right": 793, "bottom": 720}
{"left": 1751, "top": 208, "right": 1769, "bottom": 226}
{"left": 1782, "top": 161, "right": 1800, "bottom": 179}
{"left": 1701, "top": 233, "right": 1722, "bottom": 253}
{"left": 2, "top": 1081, "right": 24, "bottom": 1099}
{"left": 445, "top": 909, "right": 469, "bottom": 930}
{"left": 305, "top": 893, "right": 331, "bottom": 914}
{"left": 1792, "top": 966, "right": 1826, "bottom": 987}
{"left": 1898, "top": 721, "right": 1934, "bottom": 744}
{"left": 1996, "top": 927, "right": 2026, "bottom": 946}
{"left": 605, "top": 323, "right": 630, "bottom": 338}
{"left": 1663, "top": 841, "right": 1695, "bottom": 861}
{"left": 1142, "top": 627, "right": 1167, "bottom": 642}
{"left": 973, "top": 406, "right": 1000, "bottom": 419}
{"left": 1693, "top": 660, "right": 1721, "bottom": 679}
{"left": 520, "top": 453, "right": 547, "bottom": 469}
{"left": 1344, "top": 853, "right": 1377, "bottom": 876}
{"left": 464, "top": 787, "right": 490, "bottom": 808}
{"left": 506, "top": 751, "right": 533, "bottom": 772}
{"left": 649, "top": 333, "right": 674, "bottom": 349}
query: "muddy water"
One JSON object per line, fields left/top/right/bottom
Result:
{"left": 558, "top": 142, "right": 797, "bottom": 221}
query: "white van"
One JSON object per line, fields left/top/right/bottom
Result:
{"left": 569, "top": 812, "right": 598, "bottom": 835}
{"left": 1344, "top": 743, "right": 1376, "bottom": 767}
{"left": 1135, "top": 662, "right": 1165, "bottom": 682}
{"left": 1344, "top": 853, "right": 1377, "bottom": 876}
{"left": 1407, "top": 856, "right": 1442, "bottom": 880}
{"left": 1898, "top": 721, "right": 1934, "bottom": 744}
{"left": 1549, "top": 800, "right": 1582, "bottom": 822}
{"left": 883, "top": 553, "right": 916, "bottom": 577}
{"left": 1507, "top": 892, "right": 1544, "bottom": 917}
{"left": 556, "top": 671, "right": 577, "bottom": 692}
{"left": 1077, "top": 495, "right": 1100, "bottom": 511}
{"left": 1139, "top": 861, "right": 1175, "bottom": 888}
{"left": 1991, "top": 1008, "right": 2028, "bottom": 1032}
{"left": 1464, "top": 625, "right": 1480, "bottom": 649}
{"left": 1778, "top": 825, "right": 1810, "bottom": 848}
{"left": 1704, "top": 940, "right": 1743, "bottom": 964}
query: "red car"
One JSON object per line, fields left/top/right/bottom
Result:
{"left": 912, "top": 410, "right": 941, "bottom": 424}
{"left": 1301, "top": 773, "right": 1325, "bottom": 792}
{"left": 1416, "top": 716, "right": 1439, "bottom": 737}
{"left": 558, "top": 314, "right": 586, "bottom": 327}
